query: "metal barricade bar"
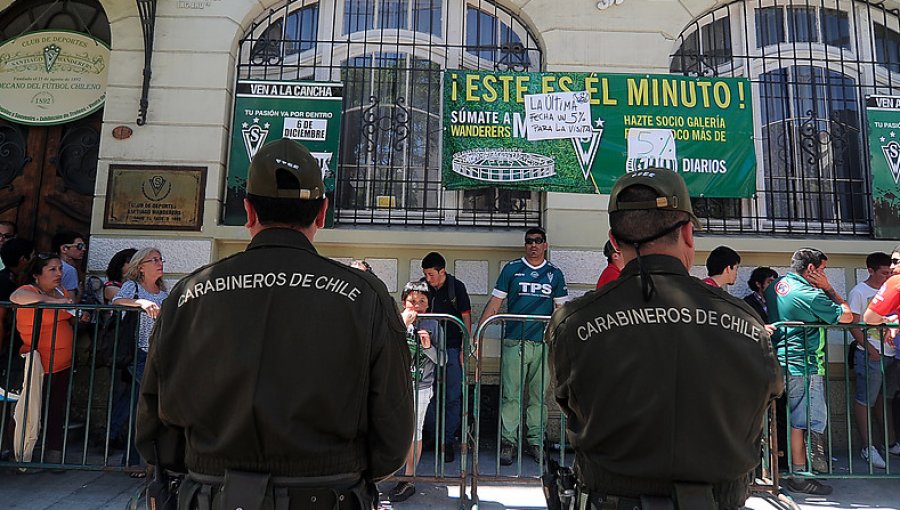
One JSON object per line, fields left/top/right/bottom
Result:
{"left": 391, "top": 312, "right": 470, "bottom": 509}
{"left": 768, "top": 321, "right": 900, "bottom": 481}
{"left": 0, "top": 301, "right": 145, "bottom": 473}
{"left": 470, "top": 313, "right": 570, "bottom": 507}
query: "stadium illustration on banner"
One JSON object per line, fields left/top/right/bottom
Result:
{"left": 451, "top": 149, "right": 556, "bottom": 182}
{"left": 451, "top": 113, "right": 606, "bottom": 183}
{"left": 442, "top": 70, "right": 756, "bottom": 198}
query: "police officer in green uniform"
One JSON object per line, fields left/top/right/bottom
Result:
{"left": 547, "top": 168, "right": 783, "bottom": 510}
{"left": 136, "top": 139, "right": 414, "bottom": 510}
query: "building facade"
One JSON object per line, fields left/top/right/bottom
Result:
{"left": 1, "top": 0, "right": 898, "bottom": 327}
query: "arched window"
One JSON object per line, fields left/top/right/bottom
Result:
{"left": 670, "top": 0, "right": 900, "bottom": 236}
{"left": 236, "top": 0, "right": 543, "bottom": 227}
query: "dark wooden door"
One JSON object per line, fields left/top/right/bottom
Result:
{"left": 0, "top": 111, "right": 100, "bottom": 252}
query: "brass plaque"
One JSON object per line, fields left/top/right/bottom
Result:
{"left": 104, "top": 165, "right": 206, "bottom": 230}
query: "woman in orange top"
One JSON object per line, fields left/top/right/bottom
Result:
{"left": 11, "top": 252, "right": 81, "bottom": 462}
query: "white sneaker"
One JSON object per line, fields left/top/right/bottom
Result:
{"left": 888, "top": 442, "right": 900, "bottom": 456}
{"left": 861, "top": 446, "right": 887, "bottom": 469}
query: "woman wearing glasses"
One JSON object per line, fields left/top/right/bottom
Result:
{"left": 10, "top": 252, "right": 88, "bottom": 468}
{"left": 111, "top": 247, "right": 169, "bottom": 474}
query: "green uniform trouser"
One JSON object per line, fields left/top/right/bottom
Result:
{"left": 500, "top": 339, "right": 548, "bottom": 446}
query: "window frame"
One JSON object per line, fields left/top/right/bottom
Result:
{"left": 669, "top": 0, "right": 892, "bottom": 236}
{"left": 237, "top": 0, "right": 545, "bottom": 228}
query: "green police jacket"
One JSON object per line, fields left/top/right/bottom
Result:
{"left": 136, "top": 228, "right": 414, "bottom": 482}
{"left": 547, "top": 255, "right": 783, "bottom": 508}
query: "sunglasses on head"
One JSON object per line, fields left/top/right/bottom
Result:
{"left": 524, "top": 237, "right": 545, "bottom": 245}
{"left": 36, "top": 252, "right": 57, "bottom": 260}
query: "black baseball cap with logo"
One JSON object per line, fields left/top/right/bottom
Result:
{"left": 246, "top": 138, "right": 324, "bottom": 200}
{"left": 608, "top": 167, "right": 700, "bottom": 228}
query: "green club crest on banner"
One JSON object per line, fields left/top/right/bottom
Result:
{"left": 867, "top": 95, "right": 900, "bottom": 239}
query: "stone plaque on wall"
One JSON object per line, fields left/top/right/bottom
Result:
{"left": 104, "top": 165, "right": 205, "bottom": 230}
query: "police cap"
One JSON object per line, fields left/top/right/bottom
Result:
{"left": 608, "top": 167, "right": 701, "bottom": 228}
{"left": 247, "top": 139, "right": 324, "bottom": 200}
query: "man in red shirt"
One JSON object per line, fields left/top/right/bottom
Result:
{"left": 595, "top": 240, "right": 624, "bottom": 289}
{"left": 702, "top": 245, "right": 741, "bottom": 288}
{"left": 862, "top": 244, "right": 900, "bottom": 461}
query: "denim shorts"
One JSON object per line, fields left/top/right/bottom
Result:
{"left": 854, "top": 349, "right": 896, "bottom": 406}
{"left": 786, "top": 374, "right": 827, "bottom": 434}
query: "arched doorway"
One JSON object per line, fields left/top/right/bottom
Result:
{"left": 0, "top": 0, "right": 110, "bottom": 250}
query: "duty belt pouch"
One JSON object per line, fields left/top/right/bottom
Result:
{"left": 639, "top": 495, "right": 674, "bottom": 510}
{"left": 222, "top": 470, "right": 272, "bottom": 510}
{"left": 673, "top": 482, "right": 716, "bottom": 510}
{"left": 177, "top": 478, "right": 202, "bottom": 510}
{"left": 347, "top": 479, "right": 377, "bottom": 510}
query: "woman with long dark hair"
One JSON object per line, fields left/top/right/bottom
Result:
{"left": 103, "top": 248, "right": 137, "bottom": 304}
{"left": 10, "top": 253, "right": 87, "bottom": 466}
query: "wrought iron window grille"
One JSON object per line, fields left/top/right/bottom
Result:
{"left": 671, "top": 0, "right": 900, "bottom": 237}
{"left": 235, "top": 0, "right": 543, "bottom": 228}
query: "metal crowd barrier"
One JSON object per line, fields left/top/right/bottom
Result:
{"left": 469, "top": 314, "right": 568, "bottom": 508}
{"left": 9, "top": 303, "right": 899, "bottom": 503}
{"left": 394, "top": 312, "right": 470, "bottom": 509}
{"left": 769, "top": 321, "right": 900, "bottom": 481}
{"left": 0, "top": 306, "right": 473, "bottom": 508}
{"left": 461, "top": 317, "right": 900, "bottom": 508}
{"left": 0, "top": 301, "right": 145, "bottom": 473}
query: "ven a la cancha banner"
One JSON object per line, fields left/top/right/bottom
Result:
{"left": 224, "top": 80, "right": 343, "bottom": 226}
{"left": 867, "top": 95, "right": 900, "bottom": 239}
{"left": 443, "top": 70, "right": 756, "bottom": 198}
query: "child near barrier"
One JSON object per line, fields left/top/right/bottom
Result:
{"left": 388, "top": 281, "right": 443, "bottom": 503}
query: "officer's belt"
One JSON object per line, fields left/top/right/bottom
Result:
{"left": 182, "top": 470, "right": 368, "bottom": 510}
{"left": 576, "top": 483, "right": 718, "bottom": 510}
{"left": 577, "top": 490, "right": 650, "bottom": 510}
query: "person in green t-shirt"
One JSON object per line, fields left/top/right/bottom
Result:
{"left": 765, "top": 248, "right": 852, "bottom": 495}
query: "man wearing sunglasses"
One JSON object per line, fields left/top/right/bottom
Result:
{"left": 479, "top": 227, "right": 568, "bottom": 466}
{"left": 51, "top": 231, "right": 87, "bottom": 302}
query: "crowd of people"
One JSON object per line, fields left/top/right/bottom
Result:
{"left": 0, "top": 166, "right": 896, "bottom": 506}
{"left": 0, "top": 224, "right": 169, "bottom": 476}
{"left": 358, "top": 230, "right": 900, "bottom": 502}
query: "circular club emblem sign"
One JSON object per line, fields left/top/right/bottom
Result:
{"left": 0, "top": 30, "right": 109, "bottom": 125}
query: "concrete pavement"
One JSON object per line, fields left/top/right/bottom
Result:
{"left": 0, "top": 470, "right": 897, "bottom": 510}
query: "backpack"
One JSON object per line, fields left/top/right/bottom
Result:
{"left": 421, "top": 273, "right": 458, "bottom": 313}
{"left": 97, "top": 285, "right": 141, "bottom": 367}
{"left": 98, "top": 310, "right": 140, "bottom": 367}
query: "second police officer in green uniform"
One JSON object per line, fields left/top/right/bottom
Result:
{"left": 136, "top": 139, "right": 414, "bottom": 510}
{"left": 547, "top": 167, "right": 783, "bottom": 510}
